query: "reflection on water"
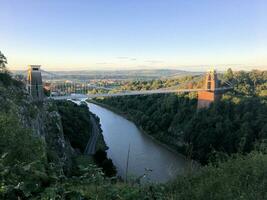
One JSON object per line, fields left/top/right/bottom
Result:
{"left": 87, "top": 102, "right": 193, "bottom": 183}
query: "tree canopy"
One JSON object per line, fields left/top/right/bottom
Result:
{"left": 0, "top": 51, "right": 7, "bottom": 70}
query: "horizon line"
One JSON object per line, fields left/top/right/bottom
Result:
{"left": 9, "top": 66, "right": 267, "bottom": 73}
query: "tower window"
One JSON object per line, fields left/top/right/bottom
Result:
{"left": 207, "top": 82, "right": 211, "bottom": 90}
{"left": 36, "top": 84, "right": 39, "bottom": 97}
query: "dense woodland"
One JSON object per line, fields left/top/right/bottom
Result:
{"left": 97, "top": 69, "right": 267, "bottom": 164}
{"left": 1, "top": 50, "right": 267, "bottom": 199}
{"left": 110, "top": 75, "right": 203, "bottom": 93}
{"left": 56, "top": 101, "right": 92, "bottom": 152}
{"left": 56, "top": 100, "right": 117, "bottom": 177}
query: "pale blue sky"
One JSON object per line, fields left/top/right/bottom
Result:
{"left": 1, "top": 0, "right": 267, "bottom": 71}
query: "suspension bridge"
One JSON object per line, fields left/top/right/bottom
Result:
{"left": 25, "top": 65, "right": 233, "bottom": 108}
{"left": 51, "top": 87, "right": 232, "bottom": 100}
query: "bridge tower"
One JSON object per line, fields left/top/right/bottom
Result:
{"left": 26, "top": 65, "right": 44, "bottom": 101}
{"left": 197, "top": 69, "right": 221, "bottom": 109}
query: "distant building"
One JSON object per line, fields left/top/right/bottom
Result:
{"left": 197, "top": 69, "right": 221, "bottom": 109}
{"left": 26, "top": 65, "right": 44, "bottom": 101}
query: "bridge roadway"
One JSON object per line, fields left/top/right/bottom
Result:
{"left": 50, "top": 87, "right": 232, "bottom": 100}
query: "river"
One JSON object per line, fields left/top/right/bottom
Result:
{"left": 87, "top": 102, "right": 192, "bottom": 183}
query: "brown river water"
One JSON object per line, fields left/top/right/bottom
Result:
{"left": 86, "top": 102, "right": 194, "bottom": 183}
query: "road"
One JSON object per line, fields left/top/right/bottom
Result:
{"left": 84, "top": 115, "right": 100, "bottom": 155}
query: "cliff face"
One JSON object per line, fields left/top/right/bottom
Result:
{"left": 0, "top": 76, "right": 74, "bottom": 168}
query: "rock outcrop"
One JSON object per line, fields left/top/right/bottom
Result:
{"left": 0, "top": 77, "right": 74, "bottom": 170}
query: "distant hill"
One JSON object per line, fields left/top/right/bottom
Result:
{"left": 12, "top": 69, "right": 203, "bottom": 80}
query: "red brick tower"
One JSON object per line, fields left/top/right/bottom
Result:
{"left": 197, "top": 70, "right": 221, "bottom": 109}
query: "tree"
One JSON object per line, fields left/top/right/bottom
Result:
{"left": 0, "top": 51, "right": 7, "bottom": 70}
{"left": 0, "top": 113, "right": 46, "bottom": 165}
{"left": 224, "top": 68, "right": 234, "bottom": 81}
{"left": 0, "top": 51, "right": 12, "bottom": 85}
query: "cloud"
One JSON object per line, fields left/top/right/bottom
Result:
{"left": 96, "top": 62, "right": 114, "bottom": 65}
{"left": 117, "top": 57, "right": 137, "bottom": 61}
{"left": 117, "top": 57, "right": 129, "bottom": 59}
{"left": 145, "top": 60, "right": 164, "bottom": 64}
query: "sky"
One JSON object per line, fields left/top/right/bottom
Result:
{"left": 1, "top": 0, "right": 267, "bottom": 71}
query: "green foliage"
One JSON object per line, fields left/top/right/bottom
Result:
{"left": 224, "top": 68, "right": 234, "bottom": 81}
{"left": 0, "top": 51, "right": 12, "bottom": 86}
{"left": 0, "top": 51, "right": 7, "bottom": 70}
{"left": 43, "top": 87, "right": 50, "bottom": 97}
{"left": 0, "top": 104, "right": 106, "bottom": 199}
{"left": 0, "top": 51, "right": 23, "bottom": 87}
{"left": 0, "top": 114, "right": 49, "bottom": 199}
{"left": 164, "top": 152, "right": 267, "bottom": 200}
{"left": 0, "top": 71, "right": 12, "bottom": 86}
{"left": 184, "top": 97, "right": 267, "bottom": 163}
{"left": 56, "top": 101, "right": 92, "bottom": 151}
{"left": 0, "top": 153, "right": 100, "bottom": 199}
{"left": 69, "top": 152, "right": 267, "bottom": 200}
{"left": 94, "top": 149, "right": 117, "bottom": 177}
{"left": 111, "top": 74, "right": 203, "bottom": 93}
{"left": 228, "top": 70, "right": 267, "bottom": 96}
{"left": 0, "top": 113, "right": 46, "bottom": 165}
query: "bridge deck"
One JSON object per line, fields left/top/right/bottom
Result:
{"left": 51, "top": 87, "right": 232, "bottom": 100}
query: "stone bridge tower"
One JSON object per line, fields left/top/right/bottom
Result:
{"left": 26, "top": 65, "right": 44, "bottom": 101}
{"left": 197, "top": 69, "right": 221, "bottom": 109}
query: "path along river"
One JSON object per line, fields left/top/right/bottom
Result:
{"left": 87, "top": 102, "right": 193, "bottom": 183}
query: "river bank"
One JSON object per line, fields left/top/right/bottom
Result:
{"left": 68, "top": 100, "right": 117, "bottom": 177}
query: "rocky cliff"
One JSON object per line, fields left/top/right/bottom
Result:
{"left": 0, "top": 75, "right": 74, "bottom": 169}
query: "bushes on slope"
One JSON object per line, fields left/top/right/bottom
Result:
{"left": 164, "top": 152, "right": 267, "bottom": 200}
{"left": 56, "top": 101, "right": 92, "bottom": 152}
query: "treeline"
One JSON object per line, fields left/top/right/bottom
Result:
{"left": 111, "top": 75, "right": 203, "bottom": 93}
{"left": 221, "top": 69, "right": 267, "bottom": 97}
{"left": 96, "top": 70, "right": 267, "bottom": 164}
